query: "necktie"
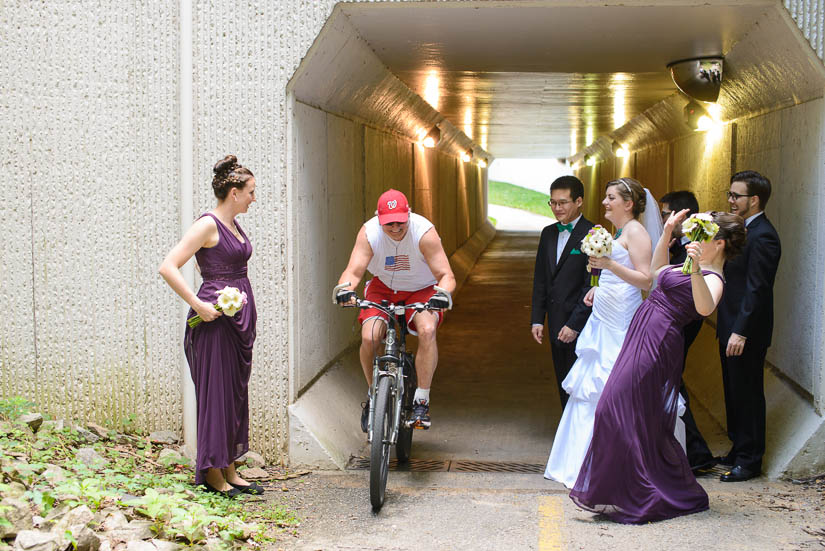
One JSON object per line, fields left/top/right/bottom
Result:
{"left": 558, "top": 223, "right": 574, "bottom": 232}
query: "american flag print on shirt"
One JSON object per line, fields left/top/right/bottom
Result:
{"left": 385, "top": 255, "right": 410, "bottom": 271}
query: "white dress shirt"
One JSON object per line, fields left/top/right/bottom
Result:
{"left": 556, "top": 215, "right": 583, "bottom": 263}
{"left": 745, "top": 211, "right": 764, "bottom": 227}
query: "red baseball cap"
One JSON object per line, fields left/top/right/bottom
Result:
{"left": 377, "top": 189, "right": 410, "bottom": 225}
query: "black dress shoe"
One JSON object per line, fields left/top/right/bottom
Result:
{"left": 720, "top": 465, "right": 758, "bottom": 482}
{"left": 716, "top": 453, "right": 735, "bottom": 467}
{"left": 690, "top": 457, "right": 718, "bottom": 474}
{"left": 229, "top": 481, "right": 265, "bottom": 495}
{"left": 203, "top": 481, "right": 243, "bottom": 497}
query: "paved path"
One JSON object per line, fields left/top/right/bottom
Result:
{"left": 488, "top": 204, "right": 553, "bottom": 232}
{"left": 267, "top": 231, "right": 824, "bottom": 550}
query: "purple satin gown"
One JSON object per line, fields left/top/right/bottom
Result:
{"left": 569, "top": 267, "right": 721, "bottom": 523}
{"left": 184, "top": 213, "right": 257, "bottom": 484}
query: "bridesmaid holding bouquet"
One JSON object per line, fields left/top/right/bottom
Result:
{"left": 570, "top": 210, "right": 746, "bottom": 523}
{"left": 159, "top": 155, "right": 262, "bottom": 497}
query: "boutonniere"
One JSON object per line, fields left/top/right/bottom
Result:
{"left": 570, "top": 249, "right": 582, "bottom": 255}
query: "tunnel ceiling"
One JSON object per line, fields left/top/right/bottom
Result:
{"left": 341, "top": 1, "right": 793, "bottom": 159}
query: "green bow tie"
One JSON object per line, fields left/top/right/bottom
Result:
{"left": 558, "top": 222, "right": 574, "bottom": 232}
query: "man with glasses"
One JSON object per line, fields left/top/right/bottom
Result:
{"left": 531, "top": 176, "right": 594, "bottom": 409}
{"left": 660, "top": 191, "right": 717, "bottom": 473}
{"left": 336, "top": 189, "right": 455, "bottom": 431}
{"left": 716, "top": 171, "right": 781, "bottom": 482}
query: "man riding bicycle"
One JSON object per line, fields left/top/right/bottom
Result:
{"left": 336, "top": 189, "right": 455, "bottom": 431}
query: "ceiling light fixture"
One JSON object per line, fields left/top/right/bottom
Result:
{"left": 585, "top": 155, "right": 596, "bottom": 167}
{"left": 421, "top": 126, "right": 441, "bottom": 148}
{"left": 477, "top": 158, "right": 487, "bottom": 168}
{"left": 612, "top": 142, "right": 629, "bottom": 158}
{"left": 667, "top": 57, "right": 724, "bottom": 103}
{"left": 684, "top": 100, "right": 714, "bottom": 131}
{"left": 460, "top": 150, "right": 472, "bottom": 163}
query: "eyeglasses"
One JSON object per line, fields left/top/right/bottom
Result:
{"left": 726, "top": 191, "right": 754, "bottom": 200}
{"left": 548, "top": 200, "right": 573, "bottom": 208}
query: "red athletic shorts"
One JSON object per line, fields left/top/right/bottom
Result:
{"left": 358, "top": 277, "right": 444, "bottom": 335}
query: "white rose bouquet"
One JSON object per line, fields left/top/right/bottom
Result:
{"left": 580, "top": 225, "right": 614, "bottom": 286}
{"left": 680, "top": 213, "right": 720, "bottom": 275}
{"left": 187, "top": 286, "right": 248, "bottom": 328}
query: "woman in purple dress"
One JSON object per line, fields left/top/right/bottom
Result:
{"left": 159, "top": 155, "right": 260, "bottom": 497}
{"left": 569, "top": 210, "right": 745, "bottom": 523}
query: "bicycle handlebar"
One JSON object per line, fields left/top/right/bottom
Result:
{"left": 332, "top": 281, "right": 451, "bottom": 312}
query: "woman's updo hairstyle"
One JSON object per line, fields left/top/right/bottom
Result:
{"left": 606, "top": 177, "right": 646, "bottom": 219}
{"left": 212, "top": 155, "right": 254, "bottom": 201}
{"left": 711, "top": 211, "right": 747, "bottom": 259}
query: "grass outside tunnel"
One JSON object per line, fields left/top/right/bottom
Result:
{"left": 488, "top": 180, "right": 554, "bottom": 219}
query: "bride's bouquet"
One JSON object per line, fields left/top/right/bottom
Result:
{"left": 187, "top": 286, "right": 248, "bottom": 328}
{"left": 580, "top": 225, "right": 613, "bottom": 286}
{"left": 680, "top": 214, "right": 720, "bottom": 275}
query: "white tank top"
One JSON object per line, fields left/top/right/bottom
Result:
{"left": 365, "top": 212, "right": 438, "bottom": 291}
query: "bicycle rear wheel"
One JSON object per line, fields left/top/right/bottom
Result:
{"left": 370, "top": 376, "right": 392, "bottom": 511}
{"left": 395, "top": 353, "right": 416, "bottom": 463}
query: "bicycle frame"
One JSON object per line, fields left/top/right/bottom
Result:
{"left": 367, "top": 304, "right": 409, "bottom": 446}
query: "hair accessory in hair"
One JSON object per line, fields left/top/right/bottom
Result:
{"left": 621, "top": 179, "right": 632, "bottom": 194}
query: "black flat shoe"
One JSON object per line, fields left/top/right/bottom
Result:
{"left": 720, "top": 465, "right": 758, "bottom": 482}
{"left": 229, "top": 481, "right": 265, "bottom": 495}
{"left": 203, "top": 481, "right": 243, "bottom": 497}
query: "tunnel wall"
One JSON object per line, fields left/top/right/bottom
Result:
{"left": 575, "top": 98, "right": 825, "bottom": 476}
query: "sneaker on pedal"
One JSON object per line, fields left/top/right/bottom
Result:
{"left": 360, "top": 401, "right": 369, "bottom": 433}
{"left": 411, "top": 399, "right": 431, "bottom": 429}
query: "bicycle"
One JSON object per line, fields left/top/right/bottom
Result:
{"left": 332, "top": 282, "right": 451, "bottom": 511}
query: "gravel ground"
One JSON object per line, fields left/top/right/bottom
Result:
{"left": 262, "top": 468, "right": 825, "bottom": 551}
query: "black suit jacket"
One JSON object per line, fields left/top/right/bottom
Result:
{"left": 531, "top": 217, "right": 595, "bottom": 339}
{"left": 670, "top": 239, "right": 688, "bottom": 265}
{"left": 717, "top": 214, "right": 781, "bottom": 346}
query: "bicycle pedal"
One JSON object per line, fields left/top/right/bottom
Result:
{"left": 413, "top": 420, "right": 431, "bottom": 430}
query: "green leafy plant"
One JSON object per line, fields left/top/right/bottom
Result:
{"left": 0, "top": 397, "right": 34, "bottom": 421}
{"left": 63, "top": 530, "right": 77, "bottom": 550}
{"left": 0, "top": 402, "right": 301, "bottom": 548}
{"left": 52, "top": 478, "right": 114, "bottom": 512}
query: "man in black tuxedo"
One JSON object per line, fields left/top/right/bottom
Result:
{"left": 716, "top": 170, "right": 781, "bottom": 482}
{"left": 660, "top": 191, "right": 716, "bottom": 472}
{"left": 531, "top": 176, "right": 594, "bottom": 409}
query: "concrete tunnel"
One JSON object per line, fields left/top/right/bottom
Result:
{"left": 285, "top": 1, "right": 825, "bottom": 478}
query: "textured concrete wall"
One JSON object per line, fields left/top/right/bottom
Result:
{"left": 785, "top": 0, "right": 825, "bottom": 60}
{"left": 0, "top": 2, "right": 181, "bottom": 430}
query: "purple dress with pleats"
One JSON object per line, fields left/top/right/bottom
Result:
{"left": 184, "top": 213, "right": 256, "bottom": 484}
{"left": 569, "top": 267, "right": 721, "bottom": 523}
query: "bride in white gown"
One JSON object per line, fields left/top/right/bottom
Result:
{"left": 545, "top": 178, "right": 663, "bottom": 488}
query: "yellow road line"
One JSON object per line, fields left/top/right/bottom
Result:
{"left": 538, "top": 495, "right": 565, "bottom": 551}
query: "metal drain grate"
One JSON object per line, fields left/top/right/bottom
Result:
{"left": 347, "top": 457, "right": 544, "bottom": 474}
{"left": 348, "top": 457, "right": 449, "bottom": 472}
{"left": 451, "top": 460, "right": 544, "bottom": 473}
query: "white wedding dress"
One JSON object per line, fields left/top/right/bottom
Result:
{"left": 544, "top": 242, "right": 642, "bottom": 488}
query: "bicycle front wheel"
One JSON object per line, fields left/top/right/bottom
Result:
{"left": 370, "top": 376, "right": 392, "bottom": 511}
